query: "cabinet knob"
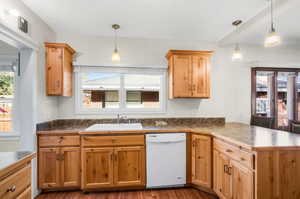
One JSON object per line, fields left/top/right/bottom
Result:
{"left": 226, "top": 149, "right": 233, "bottom": 153}
{"left": 7, "top": 186, "right": 16, "bottom": 192}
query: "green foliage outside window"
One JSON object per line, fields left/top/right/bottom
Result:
{"left": 0, "top": 72, "right": 14, "bottom": 97}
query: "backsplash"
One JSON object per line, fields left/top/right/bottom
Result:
{"left": 36, "top": 117, "right": 225, "bottom": 131}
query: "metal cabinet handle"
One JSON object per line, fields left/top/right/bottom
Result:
{"left": 224, "top": 165, "right": 228, "bottom": 173}
{"left": 227, "top": 166, "right": 232, "bottom": 175}
{"left": 226, "top": 149, "right": 233, "bottom": 153}
{"left": 7, "top": 186, "right": 16, "bottom": 192}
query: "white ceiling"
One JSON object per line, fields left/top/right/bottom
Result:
{"left": 21, "top": 0, "right": 269, "bottom": 42}
{"left": 238, "top": 0, "right": 300, "bottom": 46}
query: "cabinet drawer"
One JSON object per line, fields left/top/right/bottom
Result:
{"left": 39, "top": 135, "right": 80, "bottom": 147}
{"left": 82, "top": 135, "right": 145, "bottom": 147}
{"left": 214, "top": 139, "right": 253, "bottom": 169}
{"left": 0, "top": 165, "right": 31, "bottom": 199}
{"left": 16, "top": 187, "right": 31, "bottom": 199}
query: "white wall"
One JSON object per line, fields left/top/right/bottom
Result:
{"left": 0, "top": 0, "right": 58, "bottom": 123}
{"left": 56, "top": 32, "right": 300, "bottom": 123}
{"left": 0, "top": 1, "right": 57, "bottom": 197}
{"left": 56, "top": 32, "right": 229, "bottom": 120}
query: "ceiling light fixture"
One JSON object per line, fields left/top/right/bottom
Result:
{"left": 112, "top": 24, "right": 120, "bottom": 62}
{"left": 232, "top": 20, "right": 243, "bottom": 61}
{"left": 264, "top": 0, "right": 281, "bottom": 47}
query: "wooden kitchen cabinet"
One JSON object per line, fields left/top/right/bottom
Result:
{"left": 45, "top": 42, "right": 76, "bottom": 96}
{"left": 81, "top": 135, "right": 146, "bottom": 190}
{"left": 38, "top": 148, "right": 60, "bottom": 189}
{"left": 191, "top": 134, "right": 212, "bottom": 188}
{"left": 166, "top": 50, "right": 213, "bottom": 98}
{"left": 114, "top": 146, "right": 145, "bottom": 187}
{"left": 213, "top": 150, "right": 232, "bottom": 199}
{"left": 213, "top": 139, "right": 254, "bottom": 199}
{"left": 61, "top": 147, "right": 81, "bottom": 187}
{"left": 81, "top": 147, "right": 114, "bottom": 189}
{"left": 231, "top": 160, "right": 253, "bottom": 199}
{"left": 38, "top": 135, "right": 81, "bottom": 190}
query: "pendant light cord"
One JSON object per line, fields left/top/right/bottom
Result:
{"left": 114, "top": 28, "right": 117, "bottom": 51}
{"left": 271, "top": 0, "right": 275, "bottom": 31}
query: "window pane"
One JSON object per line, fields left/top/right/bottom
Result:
{"left": 82, "top": 90, "right": 119, "bottom": 109}
{"left": 277, "top": 72, "right": 295, "bottom": 129}
{"left": 81, "top": 73, "right": 120, "bottom": 89}
{"left": 0, "top": 72, "right": 14, "bottom": 132}
{"left": 81, "top": 73, "right": 120, "bottom": 109}
{"left": 256, "top": 71, "right": 274, "bottom": 116}
{"left": 124, "top": 74, "right": 161, "bottom": 109}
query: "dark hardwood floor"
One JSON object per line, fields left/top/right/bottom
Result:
{"left": 36, "top": 188, "right": 217, "bottom": 199}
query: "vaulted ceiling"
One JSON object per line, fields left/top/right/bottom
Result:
{"left": 21, "top": 0, "right": 300, "bottom": 45}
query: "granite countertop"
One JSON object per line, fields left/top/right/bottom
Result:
{"left": 0, "top": 151, "right": 36, "bottom": 178}
{"left": 37, "top": 122, "right": 300, "bottom": 150}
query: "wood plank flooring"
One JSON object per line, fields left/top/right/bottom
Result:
{"left": 36, "top": 188, "right": 217, "bottom": 199}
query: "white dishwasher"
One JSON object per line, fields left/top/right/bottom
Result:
{"left": 146, "top": 133, "right": 186, "bottom": 188}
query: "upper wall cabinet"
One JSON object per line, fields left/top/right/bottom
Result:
{"left": 45, "top": 42, "right": 76, "bottom": 96}
{"left": 166, "top": 50, "right": 213, "bottom": 98}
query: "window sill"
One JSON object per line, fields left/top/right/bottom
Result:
{"left": 0, "top": 133, "right": 20, "bottom": 141}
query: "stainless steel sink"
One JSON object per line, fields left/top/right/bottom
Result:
{"left": 84, "top": 123, "right": 143, "bottom": 132}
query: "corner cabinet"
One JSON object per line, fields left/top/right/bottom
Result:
{"left": 45, "top": 42, "right": 76, "bottom": 96}
{"left": 166, "top": 50, "right": 213, "bottom": 98}
{"left": 191, "top": 134, "right": 212, "bottom": 189}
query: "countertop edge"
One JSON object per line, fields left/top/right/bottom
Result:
{"left": 0, "top": 152, "right": 36, "bottom": 180}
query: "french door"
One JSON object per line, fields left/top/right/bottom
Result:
{"left": 252, "top": 67, "right": 300, "bottom": 130}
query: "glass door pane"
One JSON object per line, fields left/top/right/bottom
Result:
{"left": 255, "top": 71, "right": 274, "bottom": 117}
{"left": 277, "top": 72, "right": 295, "bottom": 130}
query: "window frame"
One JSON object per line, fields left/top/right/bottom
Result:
{"left": 75, "top": 66, "right": 167, "bottom": 114}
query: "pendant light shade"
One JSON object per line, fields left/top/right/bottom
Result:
{"left": 112, "top": 24, "right": 121, "bottom": 62}
{"left": 231, "top": 20, "right": 243, "bottom": 62}
{"left": 112, "top": 48, "right": 120, "bottom": 62}
{"left": 232, "top": 43, "right": 243, "bottom": 61}
{"left": 264, "top": 0, "right": 281, "bottom": 47}
{"left": 264, "top": 28, "right": 281, "bottom": 47}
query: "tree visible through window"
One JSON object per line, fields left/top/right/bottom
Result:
{"left": 0, "top": 72, "right": 14, "bottom": 132}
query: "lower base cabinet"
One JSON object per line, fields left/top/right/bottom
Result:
{"left": 81, "top": 146, "right": 145, "bottom": 190}
{"left": 38, "top": 147, "right": 80, "bottom": 189}
{"left": 191, "top": 134, "right": 212, "bottom": 188}
{"left": 0, "top": 163, "right": 32, "bottom": 199}
{"left": 213, "top": 139, "right": 254, "bottom": 199}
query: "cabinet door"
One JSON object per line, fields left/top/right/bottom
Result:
{"left": 213, "top": 150, "right": 232, "bottom": 199}
{"left": 173, "top": 55, "right": 192, "bottom": 97}
{"left": 191, "top": 135, "right": 212, "bottom": 188}
{"left": 46, "top": 47, "right": 63, "bottom": 95}
{"left": 114, "top": 146, "right": 145, "bottom": 187}
{"left": 191, "top": 55, "right": 210, "bottom": 98}
{"left": 38, "top": 148, "right": 60, "bottom": 189}
{"left": 81, "top": 148, "right": 114, "bottom": 189}
{"left": 61, "top": 147, "right": 80, "bottom": 188}
{"left": 231, "top": 160, "right": 253, "bottom": 199}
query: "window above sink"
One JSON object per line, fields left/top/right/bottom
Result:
{"left": 74, "top": 66, "right": 167, "bottom": 114}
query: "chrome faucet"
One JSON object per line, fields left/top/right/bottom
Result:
{"left": 117, "top": 114, "right": 128, "bottom": 124}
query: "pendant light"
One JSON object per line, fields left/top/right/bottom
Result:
{"left": 264, "top": 0, "right": 281, "bottom": 47}
{"left": 112, "top": 24, "right": 121, "bottom": 62}
{"left": 232, "top": 20, "right": 243, "bottom": 61}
